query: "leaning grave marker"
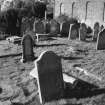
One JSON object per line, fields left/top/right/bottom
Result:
{"left": 97, "top": 29, "right": 105, "bottom": 50}
{"left": 30, "top": 51, "right": 64, "bottom": 104}
{"left": 20, "top": 34, "right": 35, "bottom": 63}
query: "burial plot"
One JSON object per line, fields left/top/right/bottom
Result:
{"left": 97, "top": 29, "right": 105, "bottom": 50}
{"left": 61, "top": 21, "right": 70, "bottom": 37}
{"left": 93, "top": 22, "right": 100, "bottom": 41}
{"left": 30, "top": 51, "right": 64, "bottom": 104}
{"left": 21, "top": 34, "right": 35, "bottom": 63}
{"left": 50, "top": 20, "right": 60, "bottom": 36}
{"left": 79, "top": 23, "right": 87, "bottom": 41}
{"left": 68, "top": 23, "right": 79, "bottom": 40}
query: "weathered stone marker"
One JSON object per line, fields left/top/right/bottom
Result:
{"left": 33, "top": 20, "right": 45, "bottom": 34}
{"left": 93, "top": 22, "right": 100, "bottom": 41}
{"left": 79, "top": 23, "right": 87, "bottom": 41}
{"left": 30, "top": 51, "right": 64, "bottom": 104}
{"left": 68, "top": 23, "right": 79, "bottom": 40}
{"left": 97, "top": 29, "right": 105, "bottom": 50}
{"left": 20, "top": 34, "right": 35, "bottom": 63}
{"left": 50, "top": 20, "right": 60, "bottom": 36}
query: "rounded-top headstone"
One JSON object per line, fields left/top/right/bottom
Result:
{"left": 21, "top": 34, "right": 35, "bottom": 63}
{"left": 50, "top": 20, "right": 60, "bottom": 36}
{"left": 79, "top": 23, "right": 87, "bottom": 41}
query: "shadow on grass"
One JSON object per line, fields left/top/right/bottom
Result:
{"left": 36, "top": 44, "right": 66, "bottom": 47}
{"left": 60, "top": 55, "right": 83, "bottom": 60}
{"left": 63, "top": 79, "right": 105, "bottom": 99}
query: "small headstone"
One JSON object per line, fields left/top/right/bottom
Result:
{"left": 50, "top": 20, "right": 60, "bottom": 36}
{"left": 33, "top": 20, "right": 45, "bottom": 34}
{"left": 100, "top": 25, "right": 104, "bottom": 31}
{"left": 97, "top": 29, "right": 105, "bottom": 50}
{"left": 79, "top": 23, "right": 87, "bottom": 41}
{"left": 21, "top": 34, "right": 35, "bottom": 63}
{"left": 68, "top": 23, "right": 79, "bottom": 40}
{"left": 93, "top": 22, "right": 100, "bottom": 41}
{"left": 61, "top": 21, "right": 70, "bottom": 37}
{"left": 30, "top": 51, "right": 64, "bottom": 104}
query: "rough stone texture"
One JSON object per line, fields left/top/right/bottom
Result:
{"left": 54, "top": 0, "right": 104, "bottom": 28}
{"left": 79, "top": 23, "right": 87, "bottom": 41}
{"left": 30, "top": 51, "right": 64, "bottom": 104}
{"left": 97, "top": 29, "right": 105, "bottom": 50}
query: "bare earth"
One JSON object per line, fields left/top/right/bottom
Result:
{"left": 0, "top": 37, "right": 105, "bottom": 105}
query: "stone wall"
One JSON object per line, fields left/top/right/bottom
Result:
{"left": 54, "top": 0, "right": 105, "bottom": 28}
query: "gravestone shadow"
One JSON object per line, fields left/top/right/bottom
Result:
{"left": 63, "top": 79, "right": 105, "bottom": 99}
{"left": 36, "top": 44, "right": 66, "bottom": 47}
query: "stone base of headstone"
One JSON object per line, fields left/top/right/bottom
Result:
{"left": 20, "top": 55, "right": 36, "bottom": 63}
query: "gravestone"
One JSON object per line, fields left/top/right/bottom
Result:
{"left": 50, "top": 20, "right": 60, "bottom": 36}
{"left": 79, "top": 23, "right": 87, "bottom": 41}
{"left": 97, "top": 29, "right": 105, "bottom": 50}
{"left": 21, "top": 34, "right": 35, "bottom": 63}
{"left": 30, "top": 51, "right": 64, "bottom": 104}
{"left": 68, "top": 23, "right": 79, "bottom": 40}
{"left": 61, "top": 21, "right": 70, "bottom": 37}
{"left": 100, "top": 25, "right": 104, "bottom": 31}
{"left": 33, "top": 20, "right": 45, "bottom": 34}
{"left": 93, "top": 22, "right": 100, "bottom": 41}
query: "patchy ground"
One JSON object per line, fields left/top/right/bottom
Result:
{"left": 0, "top": 37, "right": 105, "bottom": 105}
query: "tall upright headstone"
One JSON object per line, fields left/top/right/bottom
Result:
{"left": 68, "top": 23, "right": 79, "bottom": 40}
{"left": 93, "top": 22, "right": 100, "bottom": 41}
{"left": 97, "top": 29, "right": 105, "bottom": 50}
{"left": 79, "top": 23, "right": 87, "bottom": 41}
{"left": 61, "top": 21, "right": 70, "bottom": 37}
{"left": 30, "top": 51, "right": 64, "bottom": 104}
{"left": 21, "top": 34, "right": 35, "bottom": 63}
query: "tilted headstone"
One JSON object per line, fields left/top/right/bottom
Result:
{"left": 93, "top": 22, "right": 100, "bottom": 41}
{"left": 33, "top": 20, "right": 45, "bottom": 34}
{"left": 79, "top": 23, "right": 87, "bottom": 41}
{"left": 97, "top": 29, "right": 105, "bottom": 50}
{"left": 68, "top": 23, "right": 79, "bottom": 40}
{"left": 21, "top": 34, "right": 35, "bottom": 63}
{"left": 50, "top": 20, "right": 60, "bottom": 36}
{"left": 61, "top": 21, "right": 70, "bottom": 37}
{"left": 30, "top": 51, "right": 64, "bottom": 104}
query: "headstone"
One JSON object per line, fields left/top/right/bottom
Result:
{"left": 30, "top": 51, "right": 64, "bottom": 104}
{"left": 100, "top": 25, "right": 104, "bottom": 31}
{"left": 93, "top": 22, "right": 100, "bottom": 41}
{"left": 33, "top": 20, "right": 45, "bottom": 34}
{"left": 21, "top": 34, "right": 35, "bottom": 63}
{"left": 97, "top": 29, "right": 105, "bottom": 50}
{"left": 79, "top": 23, "right": 87, "bottom": 41}
{"left": 50, "top": 20, "right": 60, "bottom": 36}
{"left": 68, "top": 23, "right": 79, "bottom": 40}
{"left": 61, "top": 21, "right": 70, "bottom": 37}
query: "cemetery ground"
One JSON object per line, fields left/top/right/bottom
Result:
{"left": 1, "top": 37, "right": 105, "bottom": 105}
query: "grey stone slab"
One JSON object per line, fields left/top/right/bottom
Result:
{"left": 30, "top": 51, "right": 64, "bottom": 104}
{"left": 79, "top": 23, "right": 87, "bottom": 41}
{"left": 21, "top": 34, "right": 35, "bottom": 63}
{"left": 97, "top": 29, "right": 105, "bottom": 50}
